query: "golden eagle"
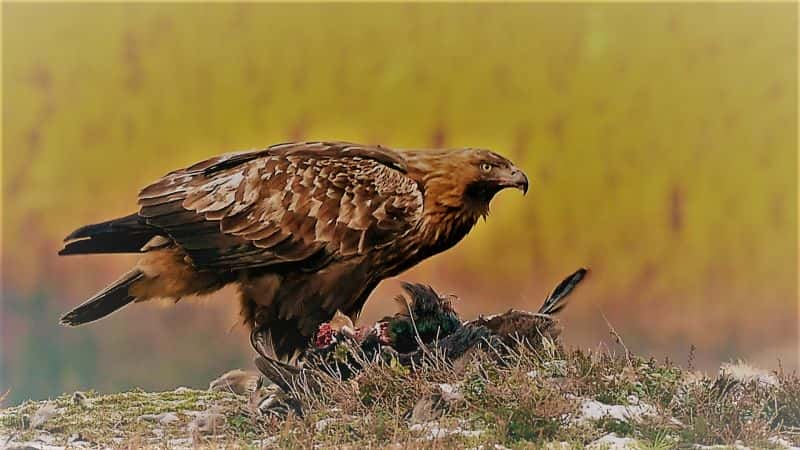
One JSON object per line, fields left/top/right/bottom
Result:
{"left": 59, "top": 141, "right": 529, "bottom": 359}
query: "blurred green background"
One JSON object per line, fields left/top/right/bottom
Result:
{"left": 2, "top": 3, "right": 797, "bottom": 405}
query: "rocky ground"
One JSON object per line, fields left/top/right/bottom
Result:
{"left": 2, "top": 341, "right": 799, "bottom": 449}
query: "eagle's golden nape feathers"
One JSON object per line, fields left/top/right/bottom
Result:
{"left": 58, "top": 141, "right": 529, "bottom": 360}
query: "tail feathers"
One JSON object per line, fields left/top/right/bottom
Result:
{"left": 538, "top": 268, "right": 588, "bottom": 316}
{"left": 59, "top": 233, "right": 156, "bottom": 255}
{"left": 60, "top": 270, "right": 145, "bottom": 326}
{"left": 65, "top": 213, "right": 142, "bottom": 240}
{"left": 60, "top": 213, "right": 157, "bottom": 255}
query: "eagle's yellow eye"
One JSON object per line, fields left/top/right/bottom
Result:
{"left": 481, "top": 163, "right": 492, "bottom": 173}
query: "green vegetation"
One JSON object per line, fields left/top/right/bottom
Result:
{"left": 3, "top": 342, "right": 798, "bottom": 449}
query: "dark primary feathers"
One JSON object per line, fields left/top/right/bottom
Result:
{"left": 60, "top": 270, "right": 144, "bottom": 326}
{"left": 538, "top": 268, "right": 588, "bottom": 315}
{"left": 59, "top": 214, "right": 156, "bottom": 256}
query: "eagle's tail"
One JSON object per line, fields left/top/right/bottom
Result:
{"left": 59, "top": 213, "right": 157, "bottom": 256}
{"left": 60, "top": 270, "right": 144, "bottom": 326}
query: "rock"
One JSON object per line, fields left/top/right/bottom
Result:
{"left": 71, "top": 392, "right": 90, "bottom": 409}
{"left": 408, "top": 381, "right": 475, "bottom": 426}
{"left": 187, "top": 407, "right": 225, "bottom": 435}
{"left": 409, "top": 396, "right": 445, "bottom": 424}
{"left": 252, "top": 436, "right": 279, "bottom": 447}
{"left": 4, "top": 431, "right": 66, "bottom": 450}
{"left": 253, "top": 386, "right": 302, "bottom": 418}
{"left": 542, "top": 443, "right": 571, "bottom": 450}
{"left": 768, "top": 437, "right": 800, "bottom": 450}
{"left": 315, "top": 418, "right": 336, "bottom": 432}
{"left": 159, "top": 412, "right": 180, "bottom": 425}
{"left": 572, "top": 398, "right": 656, "bottom": 425}
{"left": 409, "top": 421, "right": 484, "bottom": 441}
{"left": 208, "top": 369, "right": 260, "bottom": 395}
{"left": 409, "top": 382, "right": 466, "bottom": 424}
{"left": 720, "top": 361, "right": 779, "bottom": 386}
{"left": 29, "top": 403, "right": 59, "bottom": 429}
{"left": 588, "top": 433, "right": 641, "bottom": 449}
{"left": 437, "top": 383, "right": 463, "bottom": 403}
{"left": 139, "top": 412, "right": 180, "bottom": 425}
{"left": 168, "top": 437, "right": 193, "bottom": 448}
{"left": 7, "top": 445, "right": 62, "bottom": 450}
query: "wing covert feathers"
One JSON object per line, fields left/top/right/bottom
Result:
{"left": 137, "top": 142, "right": 423, "bottom": 271}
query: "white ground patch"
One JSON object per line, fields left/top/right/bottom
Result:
{"left": 695, "top": 438, "right": 800, "bottom": 450}
{"left": 588, "top": 433, "right": 641, "bottom": 449}
{"left": 409, "top": 420, "right": 485, "bottom": 441}
{"left": 720, "top": 361, "right": 780, "bottom": 387}
{"left": 572, "top": 397, "right": 657, "bottom": 425}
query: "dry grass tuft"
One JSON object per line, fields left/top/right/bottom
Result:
{"left": 1, "top": 342, "right": 797, "bottom": 449}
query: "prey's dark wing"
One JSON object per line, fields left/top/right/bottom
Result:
{"left": 137, "top": 141, "right": 424, "bottom": 271}
{"left": 537, "top": 268, "right": 588, "bottom": 315}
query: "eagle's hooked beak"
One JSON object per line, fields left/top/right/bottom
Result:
{"left": 512, "top": 168, "right": 529, "bottom": 195}
{"left": 499, "top": 167, "right": 529, "bottom": 195}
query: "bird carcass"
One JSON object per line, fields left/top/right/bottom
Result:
{"left": 253, "top": 268, "right": 588, "bottom": 396}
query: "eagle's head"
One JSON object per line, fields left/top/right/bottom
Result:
{"left": 459, "top": 149, "right": 529, "bottom": 200}
{"left": 405, "top": 148, "right": 529, "bottom": 218}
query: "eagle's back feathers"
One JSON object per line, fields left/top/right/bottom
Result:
{"left": 137, "top": 142, "right": 423, "bottom": 272}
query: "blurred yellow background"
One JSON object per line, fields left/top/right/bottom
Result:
{"left": 2, "top": 3, "right": 797, "bottom": 404}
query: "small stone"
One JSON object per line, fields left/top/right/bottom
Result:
{"left": 139, "top": 412, "right": 180, "bottom": 425}
{"left": 67, "top": 432, "right": 87, "bottom": 443}
{"left": 315, "top": 418, "right": 336, "bottom": 432}
{"left": 409, "top": 421, "right": 483, "bottom": 441}
{"left": 72, "top": 392, "right": 90, "bottom": 409}
{"left": 29, "top": 403, "right": 58, "bottom": 429}
{"left": 188, "top": 408, "right": 225, "bottom": 435}
{"left": 437, "top": 383, "right": 463, "bottom": 403}
{"left": 168, "top": 437, "right": 193, "bottom": 447}
{"left": 721, "top": 361, "right": 780, "bottom": 386}
{"left": 572, "top": 398, "right": 656, "bottom": 425}
{"left": 409, "top": 396, "right": 444, "bottom": 424}
{"left": 588, "top": 433, "right": 640, "bottom": 449}
{"left": 208, "top": 369, "right": 259, "bottom": 395}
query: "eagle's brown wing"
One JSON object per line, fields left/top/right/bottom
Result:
{"left": 136, "top": 142, "right": 424, "bottom": 272}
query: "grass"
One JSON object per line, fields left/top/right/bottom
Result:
{"left": 2, "top": 339, "right": 798, "bottom": 449}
